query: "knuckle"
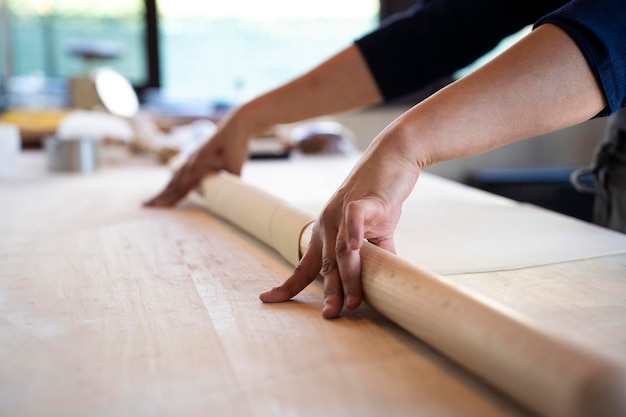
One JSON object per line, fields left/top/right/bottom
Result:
{"left": 335, "top": 237, "right": 350, "bottom": 257}
{"left": 321, "top": 257, "right": 337, "bottom": 276}
{"left": 344, "top": 197, "right": 356, "bottom": 209}
{"left": 293, "top": 262, "right": 305, "bottom": 274}
{"left": 319, "top": 207, "right": 334, "bottom": 225}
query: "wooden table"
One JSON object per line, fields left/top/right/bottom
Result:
{"left": 1, "top": 151, "right": 625, "bottom": 417}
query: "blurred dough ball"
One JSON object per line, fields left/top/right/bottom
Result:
{"left": 298, "top": 133, "right": 344, "bottom": 154}
{"left": 290, "top": 120, "right": 355, "bottom": 155}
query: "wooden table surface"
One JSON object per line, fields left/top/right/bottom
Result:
{"left": 1, "top": 150, "right": 625, "bottom": 417}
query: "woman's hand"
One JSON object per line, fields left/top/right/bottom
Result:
{"left": 260, "top": 129, "right": 420, "bottom": 318}
{"left": 144, "top": 44, "right": 382, "bottom": 208}
{"left": 259, "top": 24, "right": 607, "bottom": 319}
{"left": 144, "top": 112, "right": 251, "bottom": 207}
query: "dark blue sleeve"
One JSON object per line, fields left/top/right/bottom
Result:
{"left": 535, "top": 0, "right": 626, "bottom": 116}
{"left": 355, "top": 0, "right": 567, "bottom": 102}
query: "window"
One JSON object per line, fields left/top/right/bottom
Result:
{"left": 1, "top": 0, "right": 148, "bottom": 108}
{"left": 1, "top": 0, "right": 378, "bottom": 110}
{"left": 152, "top": 0, "right": 379, "bottom": 110}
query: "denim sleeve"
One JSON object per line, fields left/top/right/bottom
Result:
{"left": 354, "top": 0, "right": 566, "bottom": 102}
{"left": 535, "top": 0, "right": 626, "bottom": 116}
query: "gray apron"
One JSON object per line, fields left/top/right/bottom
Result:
{"left": 572, "top": 109, "right": 626, "bottom": 233}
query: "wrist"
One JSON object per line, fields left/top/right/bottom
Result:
{"left": 374, "top": 116, "right": 426, "bottom": 178}
{"left": 233, "top": 97, "right": 277, "bottom": 137}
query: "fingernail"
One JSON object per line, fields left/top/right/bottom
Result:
{"left": 322, "top": 303, "right": 331, "bottom": 317}
{"left": 322, "top": 299, "right": 339, "bottom": 319}
{"left": 349, "top": 238, "right": 359, "bottom": 249}
{"left": 259, "top": 288, "right": 276, "bottom": 302}
{"left": 346, "top": 295, "right": 354, "bottom": 308}
{"left": 346, "top": 295, "right": 360, "bottom": 310}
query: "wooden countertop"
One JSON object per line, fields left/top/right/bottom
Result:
{"left": 1, "top": 151, "right": 625, "bottom": 417}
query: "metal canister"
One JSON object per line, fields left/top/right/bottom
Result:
{"left": 44, "top": 136, "right": 99, "bottom": 173}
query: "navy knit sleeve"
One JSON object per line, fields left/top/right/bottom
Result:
{"left": 535, "top": 0, "right": 626, "bottom": 116}
{"left": 354, "top": 0, "right": 566, "bottom": 102}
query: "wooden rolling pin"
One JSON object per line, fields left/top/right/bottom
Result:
{"left": 196, "top": 171, "right": 626, "bottom": 417}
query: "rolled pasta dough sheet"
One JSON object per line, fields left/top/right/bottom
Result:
{"left": 238, "top": 157, "right": 626, "bottom": 274}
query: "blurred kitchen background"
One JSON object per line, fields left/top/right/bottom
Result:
{"left": 0, "top": 0, "right": 603, "bottom": 221}
{"left": 0, "top": 0, "right": 379, "bottom": 111}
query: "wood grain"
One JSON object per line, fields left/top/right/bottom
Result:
{"left": 197, "top": 171, "right": 626, "bottom": 417}
{"left": 2, "top": 152, "right": 626, "bottom": 417}
{"left": 1, "top": 153, "right": 533, "bottom": 417}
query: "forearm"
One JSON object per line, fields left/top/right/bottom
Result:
{"left": 234, "top": 44, "right": 383, "bottom": 136}
{"left": 377, "top": 24, "right": 606, "bottom": 169}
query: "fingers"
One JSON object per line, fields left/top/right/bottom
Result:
{"left": 335, "top": 202, "right": 362, "bottom": 311}
{"left": 336, "top": 197, "right": 398, "bottom": 311}
{"left": 260, "top": 197, "right": 396, "bottom": 319}
{"left": 259, "top": 234, "right": 323, "bottom": 304}
{"left": 259, "top": 221, "right": 347, "bottom": 320}
{"left": 144, "top": 145, "right": 214, "bottom": 208}
{"left": 144, "top": 164, "right": 198, "bottom": 207}
{"left": 318, "top": 203, "right": 361, "bottom": 318}
{"left": 345, "top": 197, "right": 397, "bottom": 253}
{"left": 144, "top": 138, "right": 224, "bottom": 208}
{"left": 321, "top": 240, "right": 344, "bottom": 319}
{"left": 334, "top": 199, "right": 379, "bottom": 311}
